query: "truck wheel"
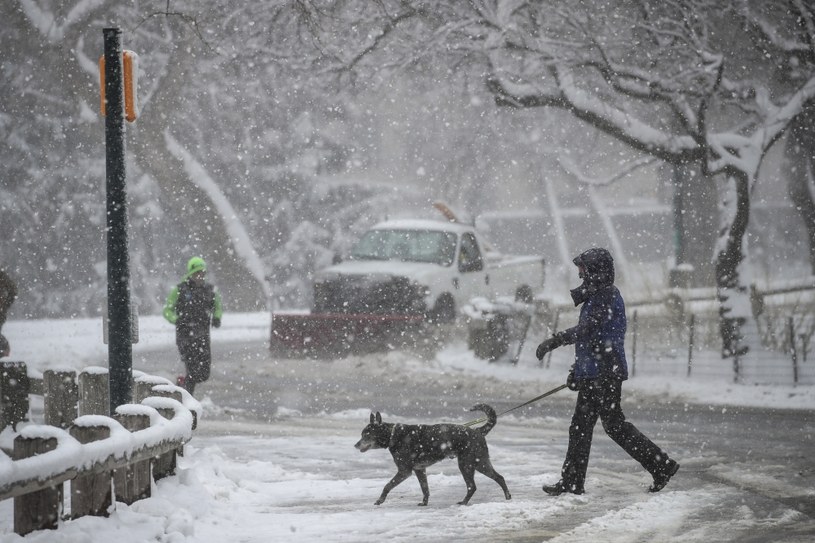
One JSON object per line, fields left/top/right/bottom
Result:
{"left": 515, "top": 285, "right": 534, "bottom": 304}
{"left": 430, "top": 294, "right": 456, "bottom": 324}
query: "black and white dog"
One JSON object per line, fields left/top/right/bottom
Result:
{"left": 355, "top": 404, "right": 512, "bottom": 506}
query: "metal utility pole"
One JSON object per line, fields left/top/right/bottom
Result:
{"left": 103, "top": 27, "right": 133, "bottom": 412}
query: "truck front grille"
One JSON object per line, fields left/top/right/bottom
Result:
{"left": 313, "top": 276, "right": 426, "bottom": 315}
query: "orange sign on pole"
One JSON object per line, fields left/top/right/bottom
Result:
{"left": 99, "top": 50, "right": 139, "bottom": 122}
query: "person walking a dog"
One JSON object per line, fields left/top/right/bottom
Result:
{"left": 535, "top": 247, "right": 679, "bottom": 495}
{"left": 163, "top": 257, "right": 223, "bottom": 395}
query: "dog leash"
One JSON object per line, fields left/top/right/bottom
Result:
{"left": 462, "top": 384, "right": 568, "bottom": 427}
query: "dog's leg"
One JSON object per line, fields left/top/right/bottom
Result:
{"left": 475, "top": 460, "right": 512, "bottom": 500}
{"left": 457, "top": 459, "right": 477, "bottom": 505}
{"left": 375, "top": 468, "right": 412, "bottom": 505}
{"left": 414, "top": 469, "right": 430, "bottom": 506}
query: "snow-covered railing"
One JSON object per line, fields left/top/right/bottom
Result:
{"left": 0, "top": 366, "right": 201, "bottom": 536}
{"left": 533, "top": 278, "right": 815, "bottom": 385}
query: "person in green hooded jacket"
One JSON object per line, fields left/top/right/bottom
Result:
{"left": 164, "top": 257, "right": 223, "bottom": 394}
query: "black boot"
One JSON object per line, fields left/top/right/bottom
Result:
{"left": 649, "top": 460, "right": 679, "bottom": 492}
{"left": 542, "top": 480, "right": 584, "bottom": 496}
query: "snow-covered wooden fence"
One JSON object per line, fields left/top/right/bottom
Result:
{"left": 0, "top": 365, "right": 200, "bottom": 536}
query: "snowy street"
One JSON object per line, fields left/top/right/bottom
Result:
{"left": 2, "top": 315, "right": 813, "bottom": 542}
{"left": 143, "top": 341, "right": 815, "bottom": 543}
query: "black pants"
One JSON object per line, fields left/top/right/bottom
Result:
{"left": 177, "top": 328, "right": 211, "bottom": 395}
{"left": 562, "top": 377, "right": 672, "bottom": 489}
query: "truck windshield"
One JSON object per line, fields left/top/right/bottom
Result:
{"left": 350, "top": 229, "right": 457, "bottom": 266}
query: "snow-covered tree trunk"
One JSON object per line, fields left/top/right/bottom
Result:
{"left": 714, "top": 170, "right": 753, "bottom": 364}
{"left": 785, "top": 99, "right": 815, "bottom": 274}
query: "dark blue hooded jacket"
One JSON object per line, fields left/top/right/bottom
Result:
{"left": 557, "top": 248, "right": 628, "bottom": 381}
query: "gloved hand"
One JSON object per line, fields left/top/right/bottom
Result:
{"left": 566, "top": 368, "right": 579, "bottom": 391}
{"left": 535, "top": 334, "right": 563, "bottom": 360}
{"left": 212, "top": 317, "right": 221, "bottom": 328}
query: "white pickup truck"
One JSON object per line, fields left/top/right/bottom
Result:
{"left": 270, "top": 218, "right": 545, "bottom": 356}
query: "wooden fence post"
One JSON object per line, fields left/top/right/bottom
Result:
{"left": 134, "top": 378, "right": 184, "bottom": 479}
{"left": 133, "top": 374, "right": 170, "bottom": 403}
{"left": 78, "top": 369, "right": 110, "bottom": 416}
{"left": 113, "top": 409, "right": 152, "bottom": 504}
{"left": 790, "top": 317, "right": 799, "bottom": 385}
{"left": 133, "top": 379, "right": 155, "bottom": 404}
{"left": 148, "top": 386, "right": 183, "bottom": 404}
{"left": 13, "top": 435, "right": 61, "bottom": 535}
{"left": 44, "top": 369, "right": 78, "bottom": 429}
{"left": 150, "top": 387, "right": 188, "bottom": 456}
{"left": 69, "top": 422, "right": 112, "bottom": 518}
{"left": 152, "top": 405, "right": 178, "bottom": 480}
{"left": 0, "top": 361, "right": 30, "bottom": 431}
{"left": 733, "top": 353, "right": 741, "bottom": 384}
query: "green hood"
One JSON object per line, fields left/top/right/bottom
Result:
{"left": 185, "top": 257, "right": 207, "bottom": 279}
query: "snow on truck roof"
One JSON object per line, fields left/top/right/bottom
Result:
{"left": 371, "top": 218, "right": 474, "bottom": 233}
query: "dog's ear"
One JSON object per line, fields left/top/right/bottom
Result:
{"left": 370, "top": 412, "right": 375, "bottom": 424}
{"left": 375, "top": 412, "right": 382, "bottom": 424}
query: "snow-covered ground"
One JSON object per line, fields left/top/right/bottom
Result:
{"left": 1, "top": 313, "right": 813, "bottom": 542}
{"left": 4, "top": 312, "right": 812, "bottom": 410}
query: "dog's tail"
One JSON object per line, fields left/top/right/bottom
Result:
{"left": 469, "top": 404, "right": 498, "bottom": 436}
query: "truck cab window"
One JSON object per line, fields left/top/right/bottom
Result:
{"left": 350, "top": 229, "right": 457, "bottom": 266}
{"left": 459, "top": 233, "right": 483, "bottom": 273}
